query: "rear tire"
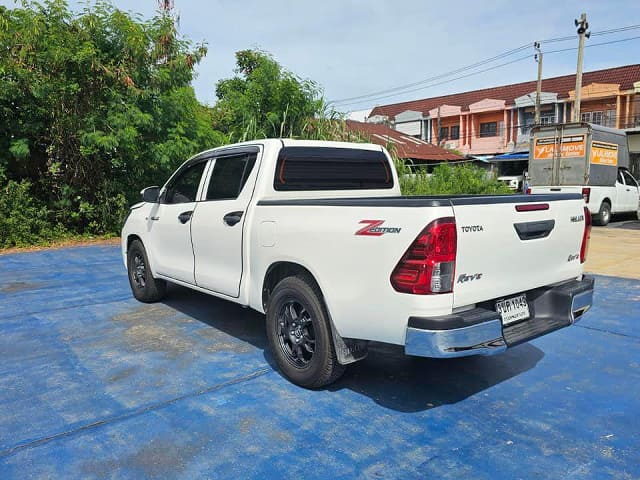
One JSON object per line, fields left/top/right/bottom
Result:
{"left": 593, "top": 201, "right": 611, "bottom": 226}
{"left": 127, "top": 239, "right": 167, "bottom": 303}
{"left": 266, "top": 276, "right": 345, "bottom": 388}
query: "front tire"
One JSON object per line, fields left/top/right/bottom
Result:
{"left": 266, "top": 276, "right": 345, "bottom": 388}
{"left": 127, "top": 239, "right": 167, "bottom": 303}
{"left": 593, "top": 201, "right": 611, "bottom": 226}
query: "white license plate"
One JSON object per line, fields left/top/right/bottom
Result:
{"left": 496, "top": 294, "right": 530, "bottom": 325}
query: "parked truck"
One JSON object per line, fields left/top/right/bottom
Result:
{"left": 528, "top": 122, "right": 640, "bottom": 225}
{"left": 122, "top": 139, "right": 594, "bottom": 388}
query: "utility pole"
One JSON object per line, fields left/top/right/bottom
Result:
{"left": 572, "top": 13, "right": 590, "bottom": 122}
{"left": 534, "top": 42, "right": 543, "bottom": 125}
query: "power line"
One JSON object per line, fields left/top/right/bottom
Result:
{"left": 327, "top": 44, "right": 531, "bottom": 105}
{"left": 329, "top": 24, "right": 640, "bottom": 108}
{"left": 546, "top": 34, "right": 640, "bottom": 54}
{"left": 333, "top": 55, "right": 532, "bottom": 108}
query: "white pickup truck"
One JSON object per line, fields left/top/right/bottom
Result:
{"left": 528, "top": 123, "right": 640, "bottom": 225}
{"left": 122, "top": 139, "right": 594, "bottom": 388}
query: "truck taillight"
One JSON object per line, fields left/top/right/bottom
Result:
{"left": 581, "top": 187, "right": 591, "bottom": 203}
{"left": 390, "top": 217, "right": 457, "bottom": 294}
{"left": 580, "top": 206, "right": 591, "bottom": 264}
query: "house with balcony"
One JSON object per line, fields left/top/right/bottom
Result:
{"left": 367, "top": 64, "right": 640, "bottom": 157}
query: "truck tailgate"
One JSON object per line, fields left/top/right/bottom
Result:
{"left": 451, "top": 194, "right": 587, "bottom": 308}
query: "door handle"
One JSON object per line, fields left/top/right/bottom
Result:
{"left": 178, "top": 211, "right": 193, "bottom": 224}
{"left": 146, "top": 216, "right": 160, "bottom": 221}
{"left": 513, "top": 220, "right": 555, "bottom": 240}
{"left": 223, "top": 211, "right": 243, "bottom": 226}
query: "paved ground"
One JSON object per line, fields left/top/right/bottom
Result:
{"left": 1, "top": 246, "right": 639, "bottom": 479}
{"left": 587, "top": 217, "right": 640, "bottom": 280}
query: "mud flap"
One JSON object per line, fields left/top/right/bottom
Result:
{"left": 328, "top": 317, "right": 368, "bottom": 365}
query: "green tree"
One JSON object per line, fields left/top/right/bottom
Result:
{"left": 213, "top": 49, "right": 325, "bottom": 140}
{"left": 0, "top": 0, "right": 225, "bottom": 242}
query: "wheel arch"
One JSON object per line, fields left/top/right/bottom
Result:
{"left": 262, "top": 261, "right": 322, "bottom": 311}
{"left": 126, "top": 234, "right": 143, "bottom": 252}
{"left": 261, "top": 261, "right": 368, "bottom": 366}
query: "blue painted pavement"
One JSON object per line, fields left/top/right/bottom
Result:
{"left": 0, "top": 245, "right": 638, "bottom": 478}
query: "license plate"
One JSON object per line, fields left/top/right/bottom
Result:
{"left": 496, "top": 294, "right": 530, "bottom": 325}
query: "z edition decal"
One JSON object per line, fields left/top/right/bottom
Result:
{"left": 355, "top": 220, "right": 402, "bottom": 236}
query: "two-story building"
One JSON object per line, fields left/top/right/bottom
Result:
{"left": 367, "top": 64, "right": 640, "bottom": 157}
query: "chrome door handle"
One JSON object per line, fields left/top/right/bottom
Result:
{"left": 146, "top": 216, "right": 160, "bottom": 221}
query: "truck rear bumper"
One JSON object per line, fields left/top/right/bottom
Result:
{"left": 405, "top": 276, "right": 594, "bottom": 358}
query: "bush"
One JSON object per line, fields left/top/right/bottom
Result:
{"left": 397, "top": 162, "right": 513, "bottom": 196}
{"left": 0, "top": 179, "right": 68, "bottom": 248}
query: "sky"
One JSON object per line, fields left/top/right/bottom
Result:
{"left": 3, "top": 0, "right": 640, "bottom": 115}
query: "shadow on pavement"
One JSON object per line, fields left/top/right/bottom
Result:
{"left": 163, "top": 284, "right": 544, "bottom": 413}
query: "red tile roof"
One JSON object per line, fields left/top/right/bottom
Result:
{"left": 345, "top": 120, "right": 463, "bottom": 161}
{"left": 369, "top": 64, "right": 640, "bottom": 118}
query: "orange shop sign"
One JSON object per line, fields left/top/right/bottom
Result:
{"left": 533, "top": 135, "right": 586, "bottom": 160}
{"left": 590, "top": 141, "right": 618, "bottom": 166}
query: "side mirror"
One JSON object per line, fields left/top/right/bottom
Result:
{"left": 141, "top": 186, "right": 160, "bottom": 203}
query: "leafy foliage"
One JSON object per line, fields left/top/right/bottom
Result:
{"left": 213, "top": 49, "right": 325, "bottom": 141}
{"left": 0, "top": 0, "right": 225, "bottom": 246}
{"left": 0, "top": 3, "right": 512, "bottom": 248}
{"left": 396, "top": 161, "right": 513, "bottom": 195}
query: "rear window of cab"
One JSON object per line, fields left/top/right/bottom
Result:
{"left": 274, "top": 146, "right": 393, "bottom": 191}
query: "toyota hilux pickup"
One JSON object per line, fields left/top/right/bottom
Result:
{"left": 122, "top": 139, "right": 594, "bottom": 388}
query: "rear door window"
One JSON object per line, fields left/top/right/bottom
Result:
{"left": 206, "top": 153, "right": 257, "bottom": 200}
{"left": 274, "top": 146, "right": 393, "bottom": 191}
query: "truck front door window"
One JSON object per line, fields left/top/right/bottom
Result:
{"left": 164, "top": 162, "right": 207, "bottom": 204}
{"left": 622, "top": 170, "right": 639, "bottom": 188}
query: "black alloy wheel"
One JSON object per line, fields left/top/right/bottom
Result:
{"left": 266, "top": 275, "right": 345, "bottom": 388}
{"left": 276, "top": 300, "right": 316, "bottom": 368}
{"left": 126, "top": 239, "right": 167, "bottom": 303}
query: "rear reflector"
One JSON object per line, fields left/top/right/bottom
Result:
{"left": 581, "top": 187, "right": 591, "bottom": 203}
{"left": 390, "top": 217, "right": 457, "bottom": 295}
{"left": 515, "top": 203, "right": 549, "bottom": 212}
{"left": 580, "top": 206, "right": 591, "bottom": 264}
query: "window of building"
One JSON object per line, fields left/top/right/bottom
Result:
{"left": 479, "top": 122, "right": 498, "bottom": 138}
{"left": 439, "top": 127, "right": 449, "bottom": 140}
{"left": 450, "top": 125, "right": 460, "bottom": 140}
{"left": 274, "top": 146, "right": 393, "bottom": 191}
{"left": 163, "top": 161, "right": 207, "bottom": 204}
{"left": 206, "top": 153, "right": 257, "bottom": 201}
{"left": 540, "top": 114, "right": 556, "bottom": 125}
{"left": 605, "top": 109, "right": 616, "bottom": 128}
{"left": 581, "top": 111, "right": 603, "bottom": 125}
{"left": 592, "top": 111, "right": 603, "bottom": 125}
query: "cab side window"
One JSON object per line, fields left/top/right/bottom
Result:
{"left": 206, "top": 153, "right": 257, "bottom": 201}
{"left": 617, "top": 169, "right": 625, "bottom": 184}
{"left": 164, "top": 161, "right": 207, "bottom": 204}
{"left": 622, "top": 170, "right": 639, "bottom": 188}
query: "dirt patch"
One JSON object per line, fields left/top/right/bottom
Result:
{"left": 0, "top": 281, "right": 44, "bottom": 293}
{"left": 0, "top": 237, "right": 120, "bottom": 256}
{"left": 111, "top": 304, "right": 254, "bottom": 357}
{"left": 82, "top": 434, "right": 210, "bottom": 478}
